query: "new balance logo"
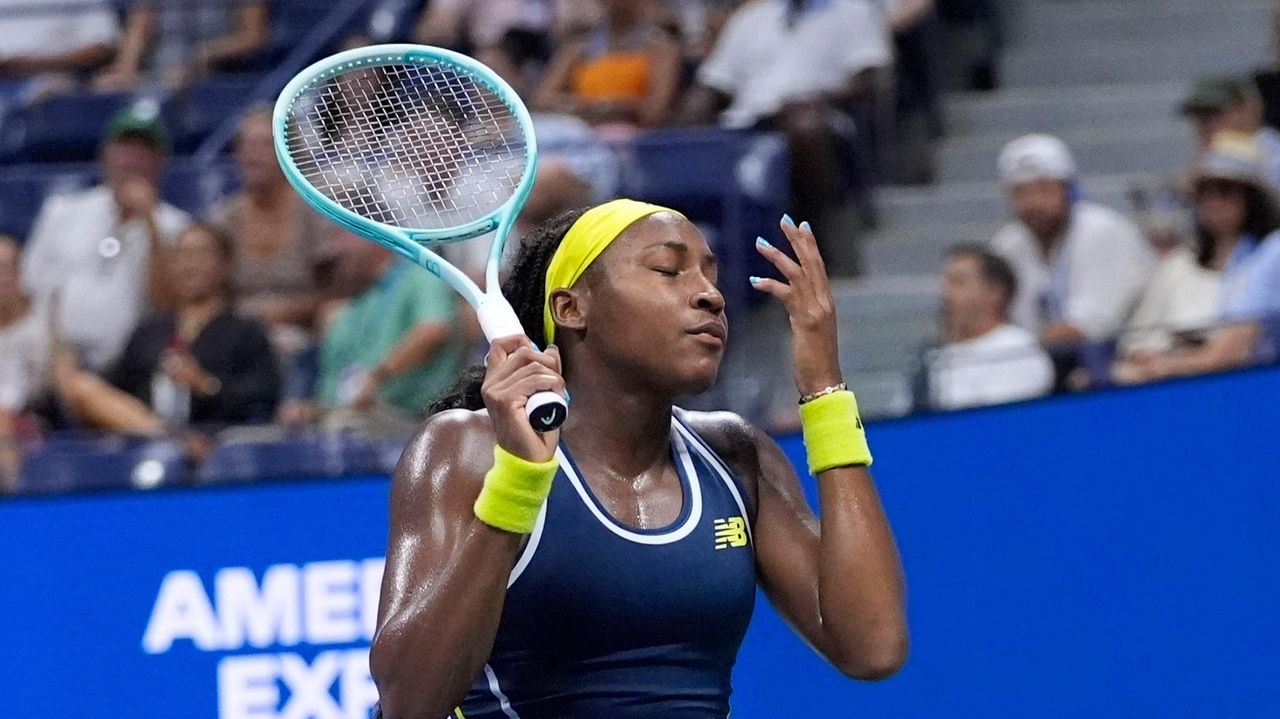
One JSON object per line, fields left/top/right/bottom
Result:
{"left": 714, "top": 517, "right": 747, "bottom": 549}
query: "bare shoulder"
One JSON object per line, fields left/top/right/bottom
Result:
{"left": 392, "top": 408, "right": 497, "bottom": 500}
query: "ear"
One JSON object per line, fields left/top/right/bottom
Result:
{"left": 549, "top": 287, "right": 588, "bottom": 334}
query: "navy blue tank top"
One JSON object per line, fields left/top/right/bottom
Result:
{"left": 457, "top": 413, "right": 757, "bottom": 719}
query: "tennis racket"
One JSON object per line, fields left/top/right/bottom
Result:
{"left": 273, "top": 44, "right": 567, "bottom": 431}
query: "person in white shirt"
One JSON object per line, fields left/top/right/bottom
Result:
{"left": 990, "top": 134, "right": 1156, "bottom": 346}
{"left": 22, "top": 105, "right": 190, "bottom": 371}
{"left": 0, "top": 0, "right": 119, "bottom": 80}
{"left": 680, "top": 0, "right": 892, "bottom": 252}
{"left": 925, "top": 245, "right": 1055, "bottom": 411}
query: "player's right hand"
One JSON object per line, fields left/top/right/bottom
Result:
{"left": 481, "top": 336, "right": 564, "bottom": 463}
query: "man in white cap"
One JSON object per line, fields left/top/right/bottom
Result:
{"left": 990, "top": 133, "right": 1155, "bottom": 348}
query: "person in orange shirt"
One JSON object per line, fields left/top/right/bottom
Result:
{"left": 535, "top": 0, "right": 681, "bottom": 129}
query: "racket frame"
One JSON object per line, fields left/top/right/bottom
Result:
{"left": 272, "top": 43, "right": 538, "bottom": 338}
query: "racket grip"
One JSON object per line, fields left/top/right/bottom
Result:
{"left": 526, "top": 391, "right": 568, "bottom": 432}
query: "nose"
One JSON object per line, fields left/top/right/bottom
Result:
{"left": 692, "top": 274, "right": 725, "bottom": 314}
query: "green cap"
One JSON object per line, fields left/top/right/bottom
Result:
{"left": 1179, "top": 76, "right": 1249, "bottom": 117}
{"left": 103, "top": 101, "right": 171, "bottom": 153}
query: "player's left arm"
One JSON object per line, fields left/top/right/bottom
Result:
{"left": 748, "top": 217, "right": 908, "bottom": 679}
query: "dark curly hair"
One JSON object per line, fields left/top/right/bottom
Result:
{"left": 426, "top": 206, "right": 589, "bottom": 414}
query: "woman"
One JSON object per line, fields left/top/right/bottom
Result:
{"left": 534, "top": 0, "right": 681, "bottom": 129}
{"left": 370, "top": 201, "right": 907, "bottom": 718}
{"left": 55, "top": 223, "right": 280, "bottom": 433}
{"left": 211, "top": 106, "right": 328, "bottom": 359}
{"left": 1116, "top": 132, "right": 1280, "bottom": 383}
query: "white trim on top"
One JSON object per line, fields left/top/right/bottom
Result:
{"left": 557, "top": 427, "right": 703, "bottom": 545}
{"left": 483, "top": 664, "right": 521, "bottom": 719}
{"left": 672, "top": 419, "right": 754, "bottom": 547}
{"left": 506, "top": 499, "right": 548, "bottom": 589}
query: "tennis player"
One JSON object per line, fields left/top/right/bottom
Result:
{"left": 371, "top": 200, "right": 907, "bottom": 719}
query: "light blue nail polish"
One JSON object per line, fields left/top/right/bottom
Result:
{"left": 749, "top": 275, "right": 763, "bottom": 285}
{"left": 800, "top": 221, "right": 811, "bottom": 232}
{"left": 756, "top": 236, "right": 771, "bottom": 248}
{"left": 782, "top": 213, "right": 795, "bottom": 227}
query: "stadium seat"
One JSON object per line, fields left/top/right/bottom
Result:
{"left": 161, "top": 159, "right": 239, "bottom": 216}
{"left": 16, "top": 436, "right": 190, "bottom": 494}
{"left": 168, "top": 75, "right": 266, "bottom": 155}
{"left": 0, "top": 163, "right": 96, "bottom": 239}
{"left": 197, "top": 432, "right": 385, "bottom": 484}
{"left": 613, "top": 129, "right": 790, "bottom": 311}
{"left": 2, "top": 92, "right": 170, "bottom": 164}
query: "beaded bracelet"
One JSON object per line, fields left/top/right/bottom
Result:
{"left": 798, "top": 382, "right": 848, "bottom": 405}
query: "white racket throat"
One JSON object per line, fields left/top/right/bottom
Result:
{"left": 475, "top": 297, "right": 526, "bottom": 342}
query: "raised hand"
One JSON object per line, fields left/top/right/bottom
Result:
{"left": 749, "top": 216, "right": 843, "bottom": 396}
{"left": 480, "top": 336, "right": 565, "bottom": 463}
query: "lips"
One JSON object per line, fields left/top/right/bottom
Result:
{"left": 687, "top": 320, "right": 727, "bottom": 343}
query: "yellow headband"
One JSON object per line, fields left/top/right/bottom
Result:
{"left": 543, "top": 199, "right": 684, "bottom": 344}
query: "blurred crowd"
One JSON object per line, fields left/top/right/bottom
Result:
{"left": 0, "top": 0, "right": 1277, "bottom": 491}
{"left": 920, "top": 71, "right": 1280, "bottom": 413}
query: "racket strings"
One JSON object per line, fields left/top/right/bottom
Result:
{"left": 285, "top": 60, "right": 528, "bottom": 232}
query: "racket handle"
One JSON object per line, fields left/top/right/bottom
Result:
{"left": 476, "top": 298, "right": 569, "bottom": 431}
{"left": 526, "top": 391, "right": 568, "bottom": 432}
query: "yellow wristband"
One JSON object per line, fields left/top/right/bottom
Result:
{"left": 798, "top": 390, "right": 873, "bottom": 475}
{"left": 473, "top": 445, "right": 560, "bottom": 534}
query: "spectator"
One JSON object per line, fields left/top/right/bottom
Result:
{"left": 1118, "top": 132, "right": 1280, "bottom": 383}
{"left": 1133, "top": 186, "right": 1194, "bottom": 260}
{"left": 0, "top": 0, "right": 119, "bottom": 81}
{"left": 0, "top": 235, "right": 49, "bottom": 490}
{"left": 0, "top": 234, "right": 49, "bottom": 415}
{"left": 923, "top": 246, "right": 1054, "bottom": 411}
{"left": 1179, "top": 76, "right": 1280, "bottom": 187}
{"left": 412, "top": 0, "right": 600, "bottom": 93}
{"left": 888, "top": 0, "right": 942, "bottom": 185}
{"left": 935, "top": 0, "right": 1001, "bottom": 91}
{"left": 94, "top": 0, "right": 268, "bottom": 90}
{"left": 22, "top": 105, "right": 189, "bottom": 371}
{"left": 990, "top": 134, "right": 1155, "bottom": 346}
{"left": 285, "top": 228, "right": 465, "bottom": 437}
{"left": 660, "top": 0, "right": 738, "bottom": 64}
{"left": 1253, "top": 7, "right": 1280, "bottom": 131}
{"left": 681, "top": 0, "right": 892, "bottom": 253}
{"left": 534, "top": 0, "right": 681, "bottom": 129}
{"left": 53, "top": 223, "right": 280, "bottom": 434}
{"left": 210, "top": 106, "right": 327, "bottom": 358}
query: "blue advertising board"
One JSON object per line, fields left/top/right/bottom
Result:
{"left": 3, "top": 368, "right": 1280, "bottom": 717}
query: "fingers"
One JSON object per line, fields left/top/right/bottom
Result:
{"left": 751, "top": 214, "right": 832, "bottom": 301}
{"left": 748, "top": 275, "right": 793, "bottom": 303}
{"left": 780, "top": 216, "right": 828, "bottom": 274}
{"left": 483, "top": 339, "right": 566, "bottom": 407}
{"left": 754, "top": 236, "right": 803, "bottom": 285}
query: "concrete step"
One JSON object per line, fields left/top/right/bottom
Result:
{"left": 862, "top": 221, "right": 1003, "bottom": 275}
{"left": 877, "top": 172, "right": 1154, "bottom": 232}
{"left": 945, "top": 83, "right": 1187, "bottom": 137}
{"left": 1001, "top": 37, "right": 1270, "bottom": 88}
{"left": 1012, "top": 0, "right": 1273, "bottom": 48}
{"left": 935, "top": 124, "right": 1189, "bottom": 183}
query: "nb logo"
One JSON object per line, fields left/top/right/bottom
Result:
{"left": 713, "top": 517, "right": 747, "bottom": 550}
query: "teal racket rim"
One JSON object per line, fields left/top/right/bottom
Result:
{"left": 272, "top": 44, "right": 539, "bottom": 250}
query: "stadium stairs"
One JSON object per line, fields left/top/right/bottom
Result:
{"left": 829, "top": 0, "right": 1276, "bottom": 418}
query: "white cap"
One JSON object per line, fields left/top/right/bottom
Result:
{"left": 998, "top": 134, "right": 1077, "bottom": 185}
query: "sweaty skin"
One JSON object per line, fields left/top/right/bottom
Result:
{"left": 371, "top": 215, "right": 907, "bottom": 719}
